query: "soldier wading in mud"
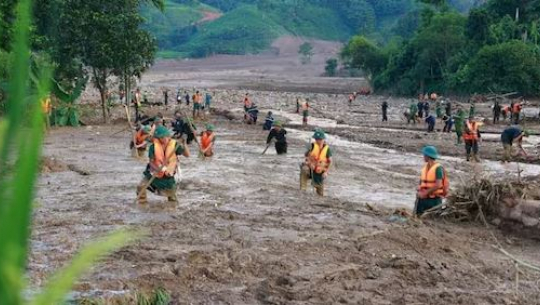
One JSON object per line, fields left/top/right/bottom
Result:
{"left": 137, "top": 126, "right": 190, "bottom": 204}
{"left": 300, "top": 130, "right": 333, "bottom": 196}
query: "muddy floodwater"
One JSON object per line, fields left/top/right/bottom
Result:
{"left": 31, "top": 53, "right": 540, "bottom": 304}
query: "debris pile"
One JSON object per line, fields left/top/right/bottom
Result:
{"left": 424, "top": 176, "right": 540, "bottom": 228}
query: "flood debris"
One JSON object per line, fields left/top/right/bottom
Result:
{"left": 423, "top": 175, "right": 540, "bottom": 230}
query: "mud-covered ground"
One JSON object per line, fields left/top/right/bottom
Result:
{"left": 31, "top": 51, "right": 540, "bottom": 303}
{"left": 33, "top": 96, "right": 540, "bottom": 304}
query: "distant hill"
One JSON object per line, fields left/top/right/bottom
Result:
{"left": 142, "top": 0, "right": 477, "bottom": 58}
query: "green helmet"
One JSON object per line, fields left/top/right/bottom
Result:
{"left": 273, "top": 121, "right": 283, "bottom": 127}
{"left": 206, "top": 123, "right": 215, "bottom": 131}
{"left": 141, "top": 125, "right": 151, "bottom": 134}
{"left": 523, "top": 130, "right": 531, "bottom": 137}
{"left": 422, "top": 145, "right": 440, "bottom": 159}
{"left": 313, "top": 130, "right": 326, "bottom": 140}
{"left": 153, "top": 126, "right": 171, "bottom": 138}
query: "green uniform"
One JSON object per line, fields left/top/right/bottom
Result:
{"left": 469, "top": 104, "right": 475, "bottom": 117}
{"left": 143, "top": 143, "right": 184, "bottom": 190}
{"left": 454, "top": 109, "right": 466, "bottom": 144}
{"left": 416, "top": 166, "right": 443, "bottom": 215}
{"left": 436, "top": 103, "right": 442, "bottom": 118}
{"left": 409, "top": 103, "right": 418, "bottom": 122}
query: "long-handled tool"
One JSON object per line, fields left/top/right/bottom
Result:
{"left": 261, "top": 140, "right": 273, "bottom": 155}
{"left": 134, "top": 174, "right": 157, "bottom": 204}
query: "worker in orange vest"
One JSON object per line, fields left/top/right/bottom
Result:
{"left": 131, "top": 125, "right": 152, "bottom": 158}
{"left": 243, "top": 93, "right": 252, "bottom": 111}
{"left": 200, "top": 124, "right": 216, "bottom": 157}
{"left": 463, "top": 115, "right": 481, "bottom": 162}
{"left": 501, "top": 105, "right": 510, "bottom": 121}
{"left": 416, "top": 146, "right": 448, "bottom": 215}
{"left": 512, "top": 101, "right": 523, "bottom": 124}
{"left": 300, "top": 130, "right": 332, "bottom": 196}
{"left": 137, "top": 126, "right": 190, "bottom": 204}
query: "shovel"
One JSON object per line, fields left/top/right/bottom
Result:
{"left": 261, "top": 140, "right": 273, "bottom": 155}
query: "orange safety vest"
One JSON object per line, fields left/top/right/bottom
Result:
{"left": 463, "top": 121, "right": 479, "bottom": 141}
{"left": 513, "top": 103, "right": 522, "bottom": 114}
{"left": 309, "top": 143, "right": 329, "bottom": 174}
{"left": 419, "top": 163, "right": 445, "bottom": 198}
{"left": 503, "top": 105, "right": 510, "bottom": 113}
{"left": 135, "top": 130, "right": 149, "bottom": 146}
{"left": 151, "top": 139, "right": 177, "bottom": 178}
{"left": 244, "top": 97, "right": 251, "bottom": 108}
{"left": 201, "top": 131, "right": 214, "bottom": 150}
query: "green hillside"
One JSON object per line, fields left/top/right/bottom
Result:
{"left": 142, "top": 0, "right": 477, "bottom": 58}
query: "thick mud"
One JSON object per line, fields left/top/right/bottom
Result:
{"left": 31, "top": 89, "right": 540, "bottom": 304}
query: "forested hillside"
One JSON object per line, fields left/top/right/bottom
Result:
{"left": 142, "top": 0, "right": 477, "bottom": 58}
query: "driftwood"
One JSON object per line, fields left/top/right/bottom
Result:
{"left": 423, "top": 175, "right": 540, "bottom": 229}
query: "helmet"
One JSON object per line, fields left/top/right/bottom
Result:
{"left": 154, "top": 126, "right": 171, "bottom": 138}
{"left": 422, "top": 145, "right": 439, "bottom": 159}
{"left": 313, "top": 130, "right": 326, "bottom": 140}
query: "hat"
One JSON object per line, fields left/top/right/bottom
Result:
{"left": 422, "top": 145, "right": 439, "bottom": 159}
{"left": 313, "top": 130, "right": 326, "bottom": 140}
{"left": 142, "top": 125, "right": 151, "bottom": 133}
{"left": 206, "top": 123, "right": 215, "bottom": 131}
{"left": 523, "top": 130, "right": 531, "bottom": 137}
{"left": 273, "top": 121, "right": 282, "bottom": 127}
{"left": 154, "top": 126, "right": 171, "bottom": 138}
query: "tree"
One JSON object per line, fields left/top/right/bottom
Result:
{"left": 341, "top": 36, "right": 387, "bottom": 82}
{"left": 57, "top": 0, "right": 158, "bottom": 123}
{"left": 298, "top": 42, "right": 314, "bottom": 64}
{"left": 325, "top": 58, "right": 338, "bottom": 76}
{"left": 459, "top": 40, "right": 540, "bottom": 95}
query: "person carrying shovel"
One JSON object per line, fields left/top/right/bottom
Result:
{"left": 300, "top": 130, "right": 332, "bottom": 196}
{"left": 266, "top": 121, "right": 287, "bottom": 155}
{"left": 136, "top": 126, "right": 190, "bottom": 204}
{"left": 501, "top": 126, "right": 530, "bottom": 163}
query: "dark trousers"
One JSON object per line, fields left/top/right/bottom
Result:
{"left": 465, "top": 140, "right": 479, "bottom": 158}
{"left": 493, "top": 113, "right": 500, "bottom": 124}
{"left": 513, "top": 113, "right": 520, "bottom": 124}
{"left": 275, "top": 142, "right": 287, "bottom": 155}
{"left": 443, "top": 122, "right": 453, "bottom": 132}
{"left": 427, "top": 122, "right": 435, "bottom": 132}
{"left": 382, "top": 110, "right": 388, "bottom": 121}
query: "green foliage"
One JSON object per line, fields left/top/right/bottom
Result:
{"left": 298, "top": 42, "right": 314, "bottom": 64}
{"left": 325, "top": 58, "right": 338, "bottom": 76}
{"left": 341, "top": 36, "right": 388, "bottom": 80}
{"left": 457, "top": 40, "right": 540, "bottom": 95}
{"left": 177, "top": 5, "right": 282, "bottom": 57}
{"left": 50, "top": 77, "right": 86, "bottom": 127}
{"left": 0, "top": 2, "right": 140, "bottom": 305}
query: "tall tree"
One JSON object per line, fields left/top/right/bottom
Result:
{"left": 57, "top": 0, "right": 159, "bottom": 122}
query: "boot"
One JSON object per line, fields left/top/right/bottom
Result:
{"left": 466, "top": 154, "right": 470, "bottom": 162}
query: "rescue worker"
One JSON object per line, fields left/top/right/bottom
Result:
{"left": 266, "top": 121, "right": 287, "bottom": 155}
{"left": 463, "top": 115, "right": 481, "bottom": 162}
{"left": 425, "top": 114, "right": 436, "bottom": 133}
{"left": 200, "top": 124, "right": 216, "bottom": 157}
{"left": 442, "top": 114, "right": 453, "bottom": 133}
{"left": 416, "top": 146, "right": 448, "bottom": 215}
{"left": 244, "top": 93, "right": 252, "bottom": 111}
{"left": 183, "top": 117, "right": 197, "bottom": 144}
{"left": 469, "top": 101, "right": 475, "bottom": 118}
{"left": 193, "top": 91, "right": 202, "bottom": 119}
{"left": 171, "top": 111, "right": 184, "bottom": 139}
{"left": 454, "top": 107, "right": 466, "bottom": 145}
{"left": 423, "top": 100, "right": 430, "bottom": 118}
{"left": 263, "top": 111, "right": 274, "bottom": 130}
{"left": 176, "top": 88, "right": 182, "bottom": 104}
{"left": 501, "top": 126, "right": 530, "bottom": 162}
{"left": 133, "top": 89, "right": 142, "bottom": 123}
{"left": 204, "top": 92, "right": 212, "bottom": 112}
{"left": 301, "top": 98, "right": 310, "bottom": 126}
{"left": 502, "top": 105, "right": 510, "bottom": 121}
{"left": 245, "top": 104, "right": 259, "bottom": 124}
{"left": 417, "top": 99, "right": 424, "bottom": 119}
{"left": 493, "top": 101, "right": 501, "bottom": 124}
{"left": 435, "top": 100, "right": 443, "bottom": 118}
{"left": 348, "top": 93, "right": 354, "bottom": 106}
{"left": 300, "top": 130, "right": 332, "bottom": 196}
{"left": 382, "top": 100, "right": 388, "bottom": 122}
{"left": 132, "top": 125, "right": 152, "bottom": 158}
{"left": 296, "top": 98, "right": 300, "bottom": 114}
{"left": 137, "top": 126, "right": 190, "bottom": 204}
{"left": 445, "top": 100, "right": 452, "bottom": 116}
{"left": 184, "top": 91, "right": 190, "bottom": 106}
{"left": 163, "top": 88, "right": 169, "bottom": 106}
{"left": 408, "top": 101, "right": 418, "bottom": 124}
{"left": 512, "top": 101, "right": 523, "bottom": 124}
